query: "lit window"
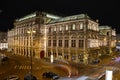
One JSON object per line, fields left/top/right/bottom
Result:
{"left": 60, "top": 26, "right": 62, "bottom": 31}
{"left": 88, "top": 23, "right": 91, "bottom": 29}
{"left": 80, "top": 23, "right": 83, "bottom": 29}
{"left": 72, "top": 24, "right": 75, "bottom": 30}
{"left": 51, "top": 27, "right": 53, "bottom": 32}
{"left": 66, "top": 25, "right": 68, "bottom": 30}
{"left": 32, "top": 21, "right": 35, "bottom": 25}
{"left": 89, "top": 24, "right": 91, "bottom": 30}
{"left": 93, "top": 24, "right": 96, "bottom": 31}
{"left": 54, "top": 27, "right": 56, "bottom": 31}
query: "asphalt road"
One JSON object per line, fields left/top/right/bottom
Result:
{"left": 0, "top": 52, "right": 67, "bottom": 80}
{"left": 1, "top": 51, "right": 120, "bottom": 80}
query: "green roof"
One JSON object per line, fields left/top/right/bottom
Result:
{"left": 46, "top": 13, "right": 61, "bottom": 19}
{"left": 49, "top": 14, "right": 89, "bottom": 23}
{"left": 15, "top": 12, "right": 61, "bottom": 22}
{"left": 16, "top": 12, "right": 36, "bottom": 22}
{"left": 99, "top": 26, "right": 111, "bottom": 29}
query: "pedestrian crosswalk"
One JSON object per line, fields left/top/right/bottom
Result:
{"left": 14, "top": 65, "right": 41, "bottom": 70}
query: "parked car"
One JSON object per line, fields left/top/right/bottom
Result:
{"left": 1, "top": 56, "right": 9, "bottom": 61}
{"left": 0, "top": 56, "right": 9, "bottom": 64}
{"left": 42, "top": 72, "right": 59, "bottom": 80}
{"left": 52, "top": 75, "right": 60, "bottom": 80}
{"left": 4, "top": 75, "right": 20, "bottom": 80}
{"left": 92, "top": 59, "right": 100, "bottom": 64}
{"left": 24, "top": 72, "right": 37, "bottom": 80}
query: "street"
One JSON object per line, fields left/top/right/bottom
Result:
{"left": 1, "top": 51, "right": 120, "bottom": 80}
{"left": 0, "top": 52, "right": 67, "bottom": 80}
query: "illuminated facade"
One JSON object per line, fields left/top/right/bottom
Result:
{"left": 7, "top": 11, "right": 61, "bottom": 58}
{"left": 44, "top": 14, "right": 100, "bottom": 63}
{"left": 7, "top": 29, "right": 14, "bottom": 51}
{"left": 116, "top": 34, "right": 120, "bottom": 45}
{"left": 0, "top": 32, "right": 7, "bottom": 50}
{"left": 99, "top": 26, "right": 116, "bottom": 54}
{"left": 7, "top": 11, "right": 116, "bottom": 64}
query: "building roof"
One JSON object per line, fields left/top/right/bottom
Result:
{"left": 16, "top": 12, "right": 37, "bottom": 22}
{"left": 46, "top": 13, "right": 61, "bottom": 19}
{"left": 49, "top": 14, "right": 90, "bottom": 24}
{"left": 99, "top": 26, "right": 111, "bottom": 29}
{"left": 15, "top": 11, "right": 62, "bottom": 22}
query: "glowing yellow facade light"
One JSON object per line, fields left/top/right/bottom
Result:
{"left": 44, "top": 37, "right": 46, "bottom": 40}
{"left": 27, "top": 31, "right": 31, "bottom": 34}
{"left": 32, "top": 30, "right": 36, "bottom": 33}
{"left": 27, "top": 30, "right": 36, "bottom": 34}
{"left": 104, "top": 38, "right": 106, "bottom": 41}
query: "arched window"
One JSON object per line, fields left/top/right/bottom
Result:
{"left": 80, "top": 23, "right": 83, "bottom": 29}
{"left": 66, "top": 25, "right": 68, "bottom": 30}
{"left": 60, "top": 25, "right": 62, "bottom": 31}
{"left": 54, "top": 27, "right": 56, "bottom": 31}
{"left": 72, "top": 24, "right": 76, "bottom": 30}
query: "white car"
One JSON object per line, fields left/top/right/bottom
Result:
{"left": 5, "top": 75, "right": 20, "bottom": 80}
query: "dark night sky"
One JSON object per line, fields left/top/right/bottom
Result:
{"left": 0, "top": 0, "right": 120, "bottom": 33}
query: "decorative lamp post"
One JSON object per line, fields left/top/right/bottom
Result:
{"left": 26, "top": 27, "right": 36, "bottom": 78}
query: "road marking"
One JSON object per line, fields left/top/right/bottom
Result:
{"left": 14, "top": 65, "right": 41, "bottom": 70}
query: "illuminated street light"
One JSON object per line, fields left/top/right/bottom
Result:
{"left": 27, "top": 27, "right": 36, "bottom": 78}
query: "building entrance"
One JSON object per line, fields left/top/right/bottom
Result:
{"left": 40, "top": 51, "right": 44, "bottom": 58}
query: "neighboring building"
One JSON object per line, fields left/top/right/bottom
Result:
{"left": 7, "top": 11, "right": 116, "bottom": 64}
{"left": 116, "top": 34, "right": 120, "bottom": 44}
{"left": 116, "top": 34, "right": 120, "bottom": 51}
{"left": 0, "top": 32, "right": 8, "bottom": 50}
{"left": 99, "top": 26, "right": 116, "bottom": 54}
{"left": 7, "top": 29, "right": 14, "bottom": 52}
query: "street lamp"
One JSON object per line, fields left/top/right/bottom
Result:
{"left": 27, "top": 28, "right": 36, "bottom": 76}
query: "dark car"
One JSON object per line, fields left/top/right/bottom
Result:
{"left": 0, "top": 56, "right": 9, "bottom": 64}
{"left": 24, "top": 73, "right": 37, "bottom": 80}
{"left": 92, "top": 59, "right": 100, "bottom": 64}
{"left": 42, "top": 72, "right": 59, "bottom": 80}
{"left": 2, "top": 56, "right": 9, "bottom": 61}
